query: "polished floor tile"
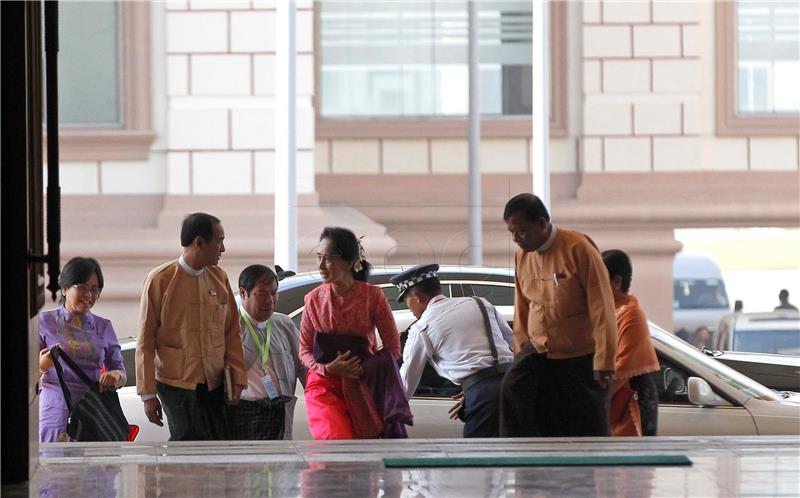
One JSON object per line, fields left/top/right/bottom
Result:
{"left": 28, "top": 436, "right": 800, "bottom": 497}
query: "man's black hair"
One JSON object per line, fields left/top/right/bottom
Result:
{"left": 319, "top": 226, "right": 371, "bottom": 282}
{"left": 503, "top": 193, "right": 550, "bottom": 222}
{"left": 779, "top": 289, "right": 790, "bottom": 302}
{"left": 602, "top": 249, "right": 632, "bottom": 293}
{"left": 239, "top": 264, "right": 278, "bottom": 295}
{"left": 58, "top": 257, "right": 104, "bottom": 303}
{"left": 180, "top": 212, "right": 221, "bottom": 247}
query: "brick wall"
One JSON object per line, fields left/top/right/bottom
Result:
{"left": 581, "top": 0, "right": 799, "bottom": 173}
{"left": 58, "top": 1, "right": 317, "bottom": 196}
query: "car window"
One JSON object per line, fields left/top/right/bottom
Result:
{"left": 398, "top": 329, "right": 461, "bottom": 398}
{"left": 733, "top": 329, "right": 800, "bottom": 355}
{"left": 651, "top": 325, "right": 779, "bottom": 401}
{"left": 380, "top": 286, "right": 407, "bottom": 311}
{"left": 657, "top": 354, "right": 691, "bottom": 404}
{"left": 121, "top": 345, "right": 136, "bottom": 388}
{"left": 673, "top": 278, "right": 729, "bottom": 310}
{"left": 468, "top": 283, "right": 515, "bottom": 306}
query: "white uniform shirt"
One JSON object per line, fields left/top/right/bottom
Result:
{"left": 399, "top": 295, "right": 514, "bottom": 399}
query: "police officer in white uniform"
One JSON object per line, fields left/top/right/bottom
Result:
{"left": 391, "top": 264, "right": 514, "bottom": 437}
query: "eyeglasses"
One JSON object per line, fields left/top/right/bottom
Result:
{"left": 72, "top": 284, "right": 101, "bottom": 296}
{"left": 316, "top": 253, "right": 341, "bottom": 264}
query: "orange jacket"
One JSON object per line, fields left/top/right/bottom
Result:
{"left": 513, "top": 227, "right": 618, "bottom": 371}
{"left": 135, "top": 260, "right": 246, "bottom": 394}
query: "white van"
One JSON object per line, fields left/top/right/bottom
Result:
{"left": 673, "top": 253, "right": 731, "bottom": 335}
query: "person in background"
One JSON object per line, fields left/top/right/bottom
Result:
{"left": 299, "top": 227, "right": 404, "bottom": 439}
{"left": 675, "top": 328, "right": 691, "bottom": 342}
{"left": 714, "top": 300, "right": 743, "bottom": 351}
{"left": 392, "top": 264, "right": 514, "bottom": 437}
{"left": 38, "top": 257, "right": 126, "bottom": 442}
{"left": 501, "top": 193, "right": 617, "bottom": 437}
{"left": 602, "top": 249, "right": 661, "bottom": 437}
{"left": 775, "top": 289, "right": 798, "bottom": 311}
{"left": 692, "top": 326, "right": 712, "bottom": 350}
{"left": 136, "top": 212, "right": 247, "bottom": 440}
{"left": 226, "top": 264, "right": 306, "bottom": 440}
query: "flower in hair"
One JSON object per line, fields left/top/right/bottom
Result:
{"left": 354, "top": 235, "right": 366, "bottom": 271}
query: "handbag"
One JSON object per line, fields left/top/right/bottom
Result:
{"left": 312, "top": 332, "right": 369, "bottom": 364}
{"left": 50, "top": 345, "right": 130, "bottom": 442}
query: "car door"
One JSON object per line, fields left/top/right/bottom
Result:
{"left": 655, "top": 353, "right": 758, "bottom": 436}
{"left": 116, "top": 340, "right": 172, "bottom": 442}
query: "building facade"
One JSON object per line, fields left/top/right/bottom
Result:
{"left": 55, "top": 0, "right": 799, "bottom": 335}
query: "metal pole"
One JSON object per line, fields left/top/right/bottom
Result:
{"left": 532, "top": 0, "right": 550, "bottom": 210}
{"left": 275, "top": 0, "right": 297, "bottom": 271}
{"left": 468, "top": 0, "right": 482, "bottom": 266}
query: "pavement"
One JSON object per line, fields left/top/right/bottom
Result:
{"left": 8, "top": 436, "right": 799, "bottom": 497}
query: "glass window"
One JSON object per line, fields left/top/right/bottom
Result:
{"left": 469, "top": 283, "right": 515, "bottom": 306}
{"left": 733, "top": 329, "right": 800, "bottom": 355}
{"left": 736, "top": 0, "right": 800, "bottom": 115}
{"left": 673, "top": 278, "right": 730, "bottom": 310}
{"left": 319, "top": 1, "right": 535, "bottom": 117}
{"left": 657, "top": 355, "right": 691, "bottom": 405}
{"left": 120, "top": 344, "right": 136, "bottom": 388}
{"left": 58, "top": 1, "right": 121, "bottom": 126}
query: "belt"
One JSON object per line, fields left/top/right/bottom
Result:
{"left": 461, "top": 362, "right": 511, "bottom": 392}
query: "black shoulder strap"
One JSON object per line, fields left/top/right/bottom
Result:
{"left": 472, "top": 297, "right": 499, "bottom": 367}
{"left": 49, "top": 346, "right": 74, "bottom": 409}
{"left": 50, "top": 344, "right": 98, "bottom": 394}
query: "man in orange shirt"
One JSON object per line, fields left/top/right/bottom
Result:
{"left": 136, "top": 212, "right": 247, "bottom": 440}
{"left": 501, "top": 193, "right": 617, "bottom": 437}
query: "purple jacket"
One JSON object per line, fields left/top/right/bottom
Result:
{"left": 39, "top": 306, "right": 125, "bottom": 413}
{"left": 362, "top": 349, "right": 413, "bottom": 438}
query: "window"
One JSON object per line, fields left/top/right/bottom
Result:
{"left": 316, "top": 0, "right": 567, "bottom": 138}
{"left": 732, "top": 329, "right": 800, "bottom": 355}
{"left": 469, "top": 283, "right": 515, "bottom": 306}
{"left": 673, "top": 278, "right": 729, "bottom": 310}
{"left": 52, "top": 1, "right": 154, "bottom": 160}
{"left": 716, "top": 1, "right": 800, "bottom": 135}
{"left": 59, "top": 2, "right": 121, "bottom": 126}
{"left": 657, "top": 355, "right": 691, "bottom": 405}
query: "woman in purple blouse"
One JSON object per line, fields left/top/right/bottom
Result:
{"left": 38, "top": 257, "right": 126, "bottom": 442}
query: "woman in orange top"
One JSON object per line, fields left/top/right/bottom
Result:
{"left": 603, "top": 250, "right": 661, "bottom": 436}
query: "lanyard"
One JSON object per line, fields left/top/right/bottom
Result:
{"left": 240, "top": 308, "right": 271, "bottom": 368}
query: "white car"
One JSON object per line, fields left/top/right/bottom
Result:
{"left": 715, "top": 310, "right": 800, "bottom": 355}
{"left": 117, "top": 267, "right": 800, "bottom": 441}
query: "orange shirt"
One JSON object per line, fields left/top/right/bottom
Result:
{"left": 513, "top": 227, "right": 618, "bottom": 371}
{"left": 613, "top": 293, "right": 660, "bottom": 389}
{"left": 136, "top": 260, "right": 247, "bottom": 394}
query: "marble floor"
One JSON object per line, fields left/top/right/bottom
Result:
{"left": 13, "top": 436, "right": 800, "bottom": 497}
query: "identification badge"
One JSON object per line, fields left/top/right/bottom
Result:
{"left": 261, "top": 375, "right": 279, "bottom": 400}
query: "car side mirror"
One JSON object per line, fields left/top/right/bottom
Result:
{"left": 663, "top": 367, "right": 686, "bottom": 394}
{"left": 687, "top": 377, "right": 731, "bottom": 407}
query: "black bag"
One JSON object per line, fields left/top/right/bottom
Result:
{"left": 50, "top": 345, "right": 130, "bottom": 442}
{"left": 312, "top": 332, "right": 369, "bottom": 364}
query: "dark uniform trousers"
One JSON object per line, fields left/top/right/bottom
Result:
{"left": 499, "top": 343, "right": 610, "bottom": 437}
{"left": 157, "top": 381, "right": 226, "bottom": 441}
{"left": 461, "top": 374, "right": 503, "bottom": 438}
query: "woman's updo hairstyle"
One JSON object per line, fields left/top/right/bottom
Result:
{"left": 319, "top": 226, "right": 371, "bottom": 282}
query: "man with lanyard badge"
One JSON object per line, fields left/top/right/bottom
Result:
{"left": 392, "top": 264, "right": 514, "bottom": 437}
{"left": 226, "top": 264, "right": 306, "bottom": 440}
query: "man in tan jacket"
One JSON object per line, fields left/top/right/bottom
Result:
{"left": 136, "top": 212, "right": 247, "bottom": 440}
{"left": 500, "top": 193, "right": 617, "bottom": 437}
